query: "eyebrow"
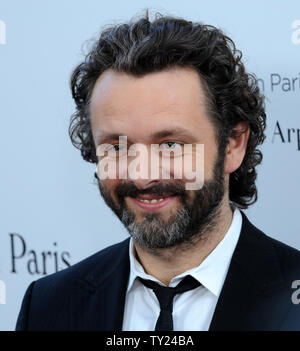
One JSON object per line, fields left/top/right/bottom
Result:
{"left": 151, "top": 128, "right": 195, "bottom": 139}
{"left": 96, "top": 127, "right": 196, "bottom": 145}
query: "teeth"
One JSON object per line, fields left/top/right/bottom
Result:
{"left": 140, "top": 199, "right": 150, "bottom": 203}
{"left": 139, "top": 198, "right": 165, "bottom": 203}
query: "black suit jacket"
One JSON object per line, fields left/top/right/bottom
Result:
{"left": 16, "top": 211, "right": 300, "bottom": 330}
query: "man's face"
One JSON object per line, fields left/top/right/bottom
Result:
{"left": 90, "top": 66, "right": 226, "bottom": 249}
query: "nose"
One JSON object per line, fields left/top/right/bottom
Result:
{"left": 133, "top": 178, "right": 160, "bottom": 191}
{"left": 127, "top": 143, "right": 161, "bottom": 190}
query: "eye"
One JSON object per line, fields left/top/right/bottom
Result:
{"left": 107, "top": 144, "right": 126, "bottom": 152}
{"left": 105, "top": 144, "right": 128, "bottom": 159}
{"left": 159, "top": 141, "right": 182, "bottom": 151}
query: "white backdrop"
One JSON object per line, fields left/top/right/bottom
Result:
{"left": 0, "top": 0, "right": 299, "bottom": 330}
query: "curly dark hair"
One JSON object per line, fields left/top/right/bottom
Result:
{"left": 69, "top": 10, "right": 266, "bottom": 209}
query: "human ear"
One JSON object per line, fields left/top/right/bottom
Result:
{"left": 224, "top": 121, "right": 250, "bottom": 175}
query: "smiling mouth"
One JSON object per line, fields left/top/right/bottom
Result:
{"left": 128, "top": 194, "right": 177, "bottom": 211}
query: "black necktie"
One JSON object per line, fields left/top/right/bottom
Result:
{"left": 138, "top": 275, "right": 201, "bottom": 331}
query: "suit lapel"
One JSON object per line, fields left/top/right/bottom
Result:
{"left": 209, "top": 211, "right": 286, "bottom": 330}
{"left": 70, "top": 238, "right": 130, "bottom": 330}
{"left": 69, "top": 212, "right": 289, "bottom": 331}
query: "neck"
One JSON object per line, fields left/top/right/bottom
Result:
{"left": 133, "top": 198, "right": 234, "bottom": 286}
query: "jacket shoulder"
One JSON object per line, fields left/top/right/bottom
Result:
{"left": 34, "top": 237, "right": 130, "bottom": 290}
{"left": 240, "top": 211, "right": 300, "bottom": 279}
{"left": 264, "top": 234, "right": 300, "bottom": 277}
{"left": 16, "top": 238, "right": 130, "bottom": 330}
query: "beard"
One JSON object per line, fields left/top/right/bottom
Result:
{"left": 96, "top": 147, "right": 226, "bottom": 250}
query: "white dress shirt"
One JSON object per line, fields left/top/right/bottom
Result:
{"left": 122, "top": 206, "right": 242, "bottom": 331}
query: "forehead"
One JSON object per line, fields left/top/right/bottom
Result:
{"left": 89, "top": 66, "right": 213, "bottom": 144}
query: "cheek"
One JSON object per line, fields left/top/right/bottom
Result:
{"left": 203, "top": 153, "right": 216, "bottom": 180}
{"left": 169, "top": 143, "right": 215, "bottom": 187}
{"left": 101, "top": 179, "right": 120, "bottom": 202}
{"left": 183, "top": 189, "right": 195, "bottom": 207}
{"left": 202, "top": 141, "right": 219, "bottom": 180}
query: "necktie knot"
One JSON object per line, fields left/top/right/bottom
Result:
{"left": 138, "top": 275, "right": 201, "bottom": 330}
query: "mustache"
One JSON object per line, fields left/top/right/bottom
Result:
{"left": 114, "top": 181, "right": 187, "bottom": 200}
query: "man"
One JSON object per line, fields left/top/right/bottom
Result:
{"left": 16, "top": 12, "right": 300, "bottom": 331}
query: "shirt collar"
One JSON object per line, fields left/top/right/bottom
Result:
{"left": 126, "top": 206, "right": 242, "bottom": 297}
